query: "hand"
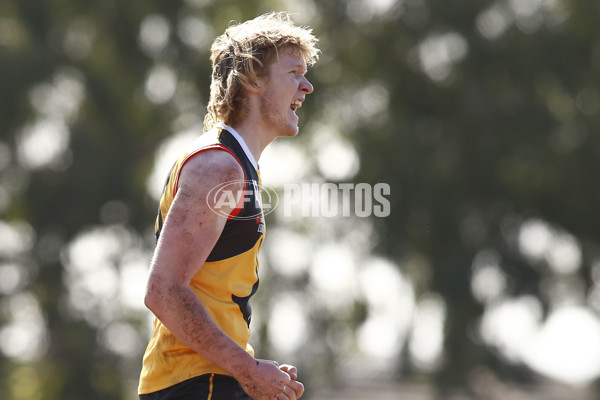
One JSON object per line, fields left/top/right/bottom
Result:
{"left": 276, "top": 364, "right": 304, "bottom": 399}
{"left": 278, "top": 364, "right": 299, "bottom": 380}
{"left": 273, "top": 382, "right": 304, "bottom": 400}
{"left": 236, "top": 359, "right": 304, "bottom": 400}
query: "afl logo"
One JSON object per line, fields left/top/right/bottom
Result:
{"left": 206, "top": 180, "right": 279, "bottom": 220}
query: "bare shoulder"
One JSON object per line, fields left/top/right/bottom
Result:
{"left": 178, "top": 149, "right": 244, "bottom": 194}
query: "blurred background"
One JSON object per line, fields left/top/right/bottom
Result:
{"left": 1, "top": 0, "right": 600, "bottom": 399}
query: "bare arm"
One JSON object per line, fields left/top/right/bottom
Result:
{"left": 144, "top": 150, "right": 303, "bottom": 400}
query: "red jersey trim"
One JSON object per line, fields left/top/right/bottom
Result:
{"left": 173, "top": 144, "right": 247, "bottom": 219}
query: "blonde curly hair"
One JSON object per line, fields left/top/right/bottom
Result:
{"left": 203, "top": 12, "right": 320, "bottom": 131}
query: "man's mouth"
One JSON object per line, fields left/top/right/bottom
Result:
{"left": 290, "top": 100, "right": 302, "bottom": 112}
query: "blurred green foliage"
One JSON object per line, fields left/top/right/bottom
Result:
{"left": 1, "top": 0, "right": 600, "bottom": 399}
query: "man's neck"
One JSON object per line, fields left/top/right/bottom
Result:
{"left": 230, "top": 118, "right": 277, "bottom": 163}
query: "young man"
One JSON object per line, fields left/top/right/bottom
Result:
{"left": 138, "top": 12, "right": 319, "bottom": 400}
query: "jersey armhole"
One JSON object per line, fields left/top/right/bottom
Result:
{"left": 173, "top": 145, "right": 247, "bottom": 219}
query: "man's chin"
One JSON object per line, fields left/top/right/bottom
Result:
{"left": 279, "top": 125, "right": 300, "bottom": 138}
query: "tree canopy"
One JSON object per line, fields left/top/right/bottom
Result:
{"left": 1, "top": 0, "right": 599, "bottom": 399}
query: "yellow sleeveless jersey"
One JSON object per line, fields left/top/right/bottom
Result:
{"left": 139, "top": 125, "right": 265, "bottom": 394}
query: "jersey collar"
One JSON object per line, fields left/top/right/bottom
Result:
{"left": 217, "top": 123, "right": 259, "bottom": 170}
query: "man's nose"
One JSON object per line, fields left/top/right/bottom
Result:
{"left": 300, "top": 76, "right": 313, "bottom": 94}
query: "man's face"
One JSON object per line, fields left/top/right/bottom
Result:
{"left": 258, "top": 47, "right": 314, "bottom": 137}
